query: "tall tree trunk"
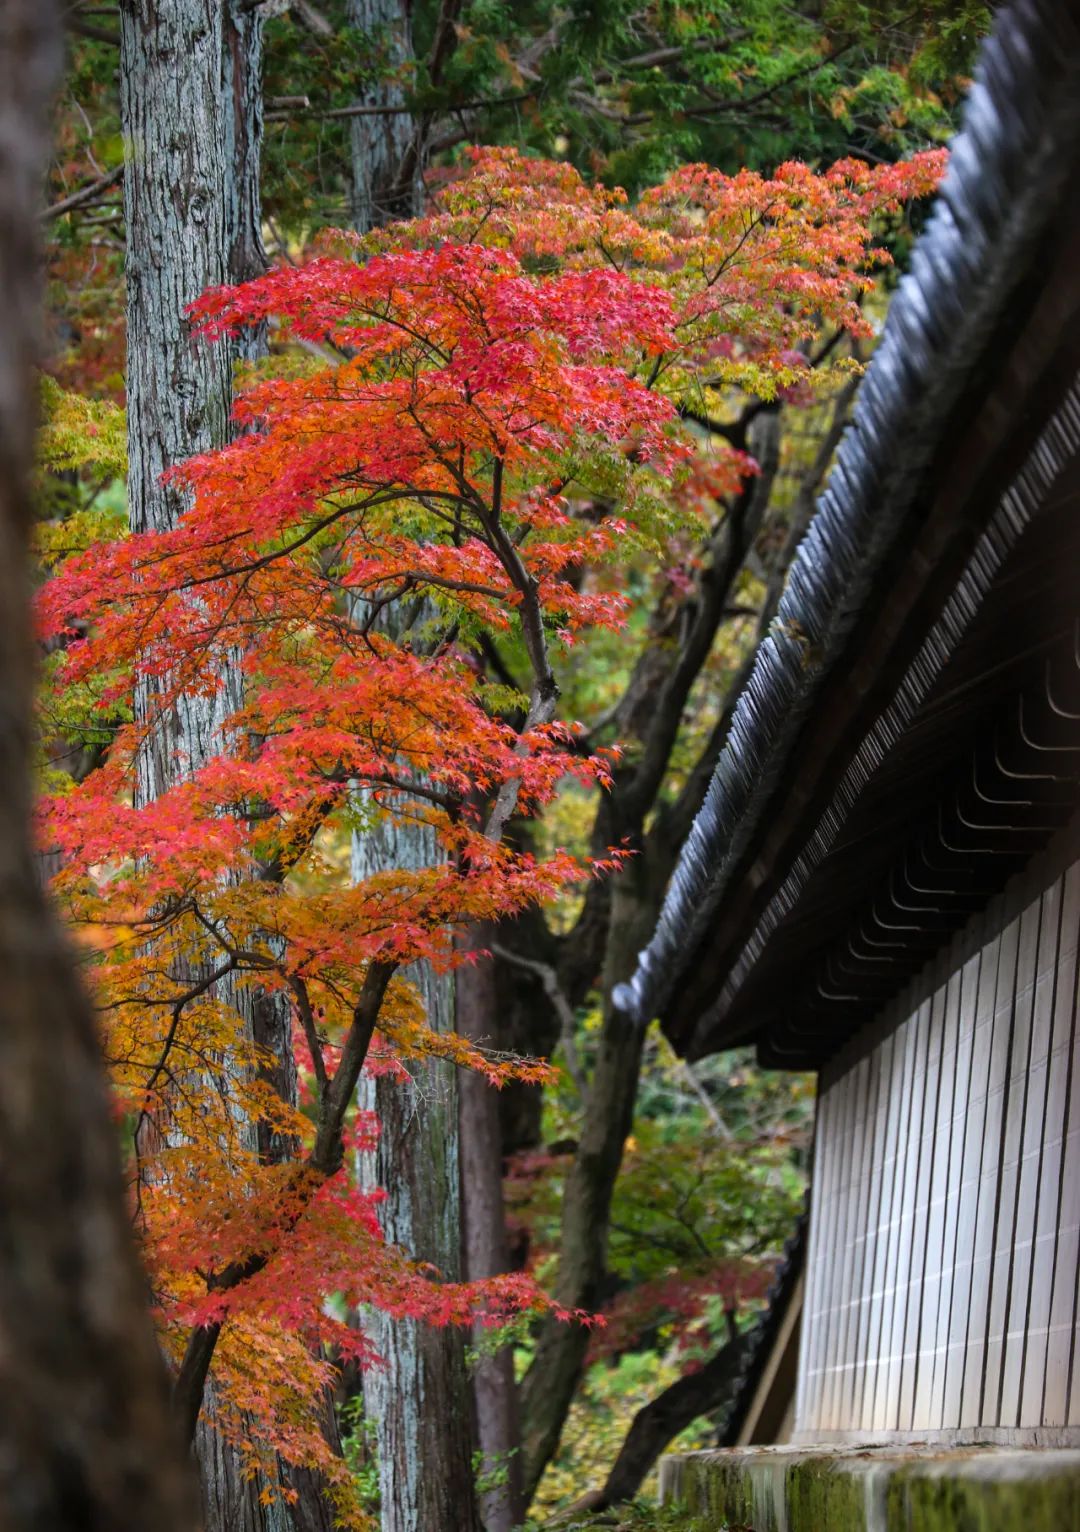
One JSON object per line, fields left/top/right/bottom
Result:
{"left": 346, "top": 0, "right": 422, "bottom": 230}
{"left": 119, "top": 4, "right": 332, "bottom": 1526}
{"left": 457, "top": 925, "right": 526, "bottom": 1532}
{"left": 348, "top": 9, "right": 478, "bottom": 1527}
{"left": 0, "top": 3, "right": 197, "bottom": 1524}
{"left": 353, "top": 819, "right": 480, "bottom": 1532}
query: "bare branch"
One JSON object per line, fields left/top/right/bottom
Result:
{"left": 43, "top": 162, "right": 123, "bottom": 220}
{"left": 491, "top": 942, "right": 585, "bottom": 1096}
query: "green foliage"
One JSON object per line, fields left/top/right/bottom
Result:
{"left": 473, "top": 1444, "right": 521, "bottom": 1499}
{"left": 510, "top": 1028, "right": 811, "bottom": 1513}
{"left": 434, "top": 0, "right": 989, "bottom": 193}
{"left": 533, "top": 1348, "right": 715, "bottom": 1515}
{"left": 259, "top": 0, "right": 990, "bottom": 237}
{"left": 518, "top": 1491, "right": 717, "bottom": 1528}
{"left": 37, "top": 375, "right": 126, "bottom": 478}
{"left": 337, "top": 1396, "right": 381, "bottom": 1518}
{"left": 34, "top": 376, "right": 126, "bottom": 566}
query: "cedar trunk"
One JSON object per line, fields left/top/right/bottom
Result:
{"left": 348, "top": 9, "right": 478, "bottom": 1525}
{"left": 120, "top": 2, "right": 332, "bottom": 1524}
{"left": 346, "top": 0, "right": 422, "bottom": 229}
{"left": 353, "top": 819, "right": 480, "bottom": 1532}
{"left": 0, "top": 2, "right": 197, "bottom": 1524}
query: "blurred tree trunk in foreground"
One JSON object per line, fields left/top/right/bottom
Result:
{"left": 0, "top": 2, "right": 197, "bottom": 1526}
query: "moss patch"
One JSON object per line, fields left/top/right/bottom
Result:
{"left": 890, "top": 1458, "right": 1080, "bottom": 1532}
{"left": 660, "top": 1446, "right": 1080, "bottom": 1532}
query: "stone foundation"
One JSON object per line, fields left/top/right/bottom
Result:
{"left": 658, "top": 1444, "right": 1080, "bottom": 1531}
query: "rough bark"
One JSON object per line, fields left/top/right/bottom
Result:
{"left": 120, "top": 4, "right": 332, "bottom": 1525}
{"left": 347, "top": 20, "right": 478, "bottom": 1526}
{"left": 0, "top": 4, "right": 197, "bottom": 1524}
{"left": 457, "top": 924, "right": 526, "bottom": 1532}
{"left": 353, "top": 819, "right": 480, "bottom": 1532}
{"left": 346, "top": 0, "right": 422, "bottom": 229}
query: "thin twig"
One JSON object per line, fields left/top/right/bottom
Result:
{"left": 491, "top": 941, "right": 586, "bottom": 1095}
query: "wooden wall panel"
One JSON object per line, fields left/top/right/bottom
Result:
{"left": 1046, "top": 864, "right": 1080, "bottom": 1422}
{"left": 796, "top": 834, "right": 1080, "bottom": 1442}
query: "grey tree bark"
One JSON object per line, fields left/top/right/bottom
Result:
{"left": 347, "top": 8, "right": 479, "bottom": 1527}
{"left": 352, "top": 816, "right": 480, "bottom": 1532}
{"left": 0, "top": 2, "right": 197, "bottom": 1524}
{"left": 346, "top": 0, "right": 422, "bottom": 229}
{"left": 119, "top": 3, "right": 333, "bottom": 1526}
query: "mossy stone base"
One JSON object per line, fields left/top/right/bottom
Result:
{"left": 659, "top": 1445, "right": 1080, "bottom": 1531}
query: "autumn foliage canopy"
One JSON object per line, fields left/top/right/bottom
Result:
{"left": 37, "top": 144, "right": 944, "bottom": 1511}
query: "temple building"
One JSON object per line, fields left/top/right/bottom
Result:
{"left": 616, "top": 2, "right": 1080, "bottom": 1523}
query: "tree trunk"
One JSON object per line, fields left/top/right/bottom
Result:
{"left": 353, "top": 816, "right": 480, "bottom": 1532}
{"left": 347, "top": 13, "right": 478, "bottom": 1526}
{"left": 120, "top": 5, "right": 334, "bottom": 1525}
{"left": 0, "top": 4, "right": 197, "bottom": 1524}
{"left": 346, "top": 0, "right": 422, "bottom": 230}
{"left": 457, "top": 925, "right": 526, "bottom": 1532}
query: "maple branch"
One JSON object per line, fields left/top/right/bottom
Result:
{"left": 478, "top": 489, "right": 561, "bottom": 842}
{"left": 313, "top": 960, "right": 395, "bottom": 1172}
{"left": 662, "top": 375, "right": 856, "bottom": 851}
{"left": 288, "top": 974, "right": 327, "bottom": 1094}
{"left": 171, "top": 958, "right": 396, "bottom": 1443}
{"left": 138, "top": 955, "right": 248, "bottom": 1106}
{"left": 620, "top": 412, "right": 779, "bottom": 832}
{"left": 351, "top": 568, "right": 506, "bottom": 602}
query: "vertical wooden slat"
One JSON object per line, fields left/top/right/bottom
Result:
{"left": 1045, "top": 862, "right": 1080, "bottom": 1423}
{"left": 924, "top": 963, "right": 967, "bottom": 1426}
{"left": 897, "top": 992, "right": 937, "bottom": 1429}
{"left": 960, "top": 915, "right": 1017, "bottom": 1426}
{"left": 796, "top": 842, "right": 1080, "bottom": 1443}
{"left": 909, "top": 967, "right": 950, "bottom": 1428}
{"left": 824, "top": 1053, "right": 867, "bottom": 1428}
{"left": 983, "top": 897, "right": 1040, "bottom": 1422}
{"left": 859, "top": 1026, "right": 897, "bottom": 1428}
{"left": 817, "top": 1066, "right": 851, "bottom": 1430}
{"left": 845, "top": 1039, "right": 883, "bottom": 1428}
{"left": 796, "top": 1078, "right": 834, "bottom": 1431}
{"left": 893, "top": 994, "right": 932, "bottom": 1430}
{"left": 941, "top": 937, "right": 992, "bottom": 1425}
{"left": 875, "top": 1001, "right": 918, "bottom": 1430}
{"left": 1014, "top": 876, "right": 1065, "bottom": 1423}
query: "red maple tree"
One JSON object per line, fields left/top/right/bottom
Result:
{"left": 37, "top": 144, "right": 944, "bottom": 1514}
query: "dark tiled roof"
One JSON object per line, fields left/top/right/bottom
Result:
{"left": 614, "top": 0, "right": 1080, "bottom": 1063}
